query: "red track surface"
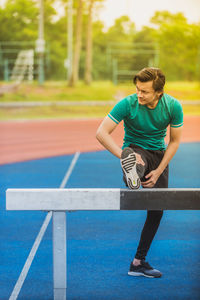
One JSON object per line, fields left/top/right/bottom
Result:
{"left": 0, "top": 116, "right": 199, "bottom": 165}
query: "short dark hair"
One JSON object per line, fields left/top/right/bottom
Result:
{"left": 133, "top": 67, "right": 165, "bottom": 93}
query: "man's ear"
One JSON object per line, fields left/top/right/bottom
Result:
{"left": 157, "top": 91, "right": 163, "bottom": 99}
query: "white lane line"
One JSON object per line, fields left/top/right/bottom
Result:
{"left": 9, "top": 152, "right": 80, "bottom": 300}
{"left": 60, "top": 152, "right": 80, "bottom": 188}
{"left": 9, "top": 211, "right": 53, "bottom": 300}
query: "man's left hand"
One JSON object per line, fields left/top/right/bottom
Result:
{"left": 141, "top": 169, "right": 161, "bottom": 188}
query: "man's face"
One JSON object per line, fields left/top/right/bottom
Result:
{"left": 135, "top": 80, "right": 162, "bottom": 107}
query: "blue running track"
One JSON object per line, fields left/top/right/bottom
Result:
{"left": 0, "top": 142, "right": 200, "bottom": 300}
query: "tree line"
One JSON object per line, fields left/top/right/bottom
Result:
{"left": 0, "top": 0, "right": 200, "bottom": 84}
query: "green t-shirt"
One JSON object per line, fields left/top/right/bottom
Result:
{"left": 108, "top": 93, "right": 183, "bottom": 150}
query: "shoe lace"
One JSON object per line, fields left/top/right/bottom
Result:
{"left": 141, "top": 261, "right": 153, "bottom": 270}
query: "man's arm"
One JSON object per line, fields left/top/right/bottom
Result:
{"left": 96, "top": 116, "right": 122, "bottom": 158}
{"left": 142, "top": 126, "right": 182, "bottom": 188}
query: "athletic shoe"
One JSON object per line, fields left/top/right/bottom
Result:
{"left": 128, "top": 260, "right": 162, "bottom": 278}
{"left": 120, "top": 147, "right": 142, "bottom": 189}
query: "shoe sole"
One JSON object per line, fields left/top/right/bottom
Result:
{"left": 128, "top": 271, "right": 161, "bottom": 278}
{"left": 120, "top": 148, "right": 140, "bottom": 189}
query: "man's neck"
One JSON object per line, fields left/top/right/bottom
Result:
{"left": 146, "top": 98, "right": 159, "bottom": 109}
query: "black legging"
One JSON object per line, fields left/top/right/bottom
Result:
{"left": 125, "top": 144, "right": 168, "bottom": 261}
{"left": 135, "top": 210, "right": 163, "bottom": 260}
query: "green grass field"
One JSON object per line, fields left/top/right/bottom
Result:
{"left": 0, "top": 80, "right": 200, "bottom": 120}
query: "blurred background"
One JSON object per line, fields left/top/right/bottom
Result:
{"left": 1, "top": 2, "right": 200, "bottom": 299}
{"left": 0, "top": 0, "right": 200, "bottom": 120}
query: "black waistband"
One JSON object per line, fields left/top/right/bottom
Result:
{"left": 129, "top": 143, "right": 165, "bottom": 154}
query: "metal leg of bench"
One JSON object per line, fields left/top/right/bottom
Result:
{"left": 53, "top": 211, "right": 67, "bottom": 300}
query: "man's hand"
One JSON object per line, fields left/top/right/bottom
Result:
{"left": 135, "top": 153, "right": 145, "bottom": 166}
{"left": 141, "top": 169, "right": 161, "bottom": 188}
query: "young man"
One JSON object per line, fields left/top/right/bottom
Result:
{"left": 96, "top": 67, "right": 183, "bottom": 278}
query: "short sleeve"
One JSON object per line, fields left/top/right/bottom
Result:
{"left": 108, "top": 98, "right": 129, "bottom": 124}
{"left": 170, "top": 100, "right": 183, "bottom": 128}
